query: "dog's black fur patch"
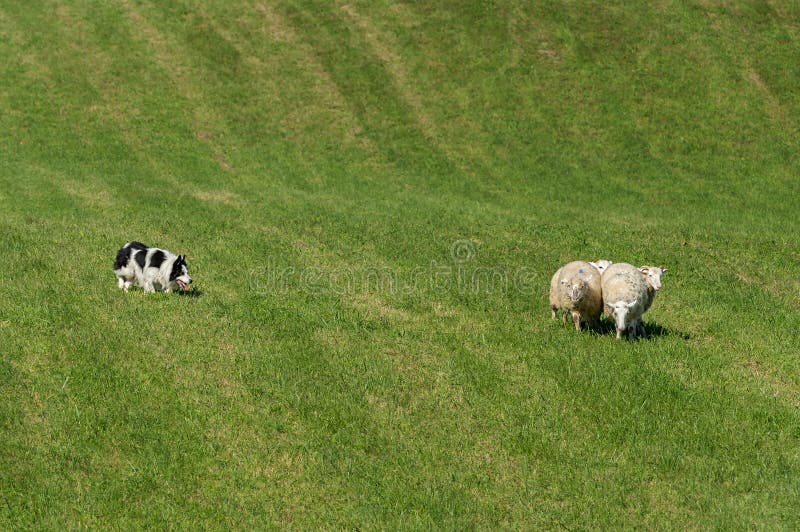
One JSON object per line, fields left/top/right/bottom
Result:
{"left": 114, "top": 241, "right": 149, "bottom": 270}
{"left": 169, "top": 255, "right": 185, "bottom": 281}
{"left": 133, "top": 250, "right": 146, "bottom": 270}
{"left": 114, "top": 246, "right": 131, "bottom": 270}
{"left": 149, "top": 250, "right": 166, "bottom": 269}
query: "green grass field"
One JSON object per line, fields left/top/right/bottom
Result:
{"left": 2, "top": 0, "right": 800, "bottom": 528}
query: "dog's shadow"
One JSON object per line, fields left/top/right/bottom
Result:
{"left": 586, "top": 317, "right": 690, "bottom": 340}
{"left": 176, "top": 288, "right": 203, "bottom": 298}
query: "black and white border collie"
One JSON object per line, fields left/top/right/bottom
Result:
{"left": 114, "top": 241, "right": 193, "bottom": 293}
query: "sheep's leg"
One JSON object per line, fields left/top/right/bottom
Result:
{"left": 551, "top": 306, "right": 557, "bottom": 319}
{"left": 572, "top": 311, "right": 582, "bottom": 331}
{"left": 637, "top": 319, "right": 648, "bottom": 339}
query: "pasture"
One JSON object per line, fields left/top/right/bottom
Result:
{"left": 1, "top": 1, "right": 799, "bottom": 528}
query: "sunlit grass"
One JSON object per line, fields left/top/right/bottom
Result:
{"left": 1, "top": 0, "right": 799, "bottom": 528}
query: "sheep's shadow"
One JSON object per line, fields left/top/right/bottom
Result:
{"left": 640, "top": 322, "right": 691, "bottom": 340}
{"left": 583, "top": 317, "right": 690, "bottom": 340}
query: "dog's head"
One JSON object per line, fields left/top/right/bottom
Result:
{"left": 169, "top": 255, "right": 193, "bottom": 291}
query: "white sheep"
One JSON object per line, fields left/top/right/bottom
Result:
{"left": 601, "top": 262, "right": 649, "bottom": 339}
{"left": 639, "top": 265, "right": 667, "bottom": 312}
{"left": 549, "top": 261, "right": 603, "bottom": 331}
{"left": 629, "top": 265, "right": 668, "bottom": 337}
{"left": 589, "top": 259, "right": 613, "bottom": 274}
{"left": 549, "top": 267, "right": 564, "bottom": 319}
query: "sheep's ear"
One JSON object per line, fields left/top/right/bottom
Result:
{"left": 639, "top": 266, "right": 649, "bottom": 273}
{"left": 660, "top": 267, "right": 668, "bottom": 274}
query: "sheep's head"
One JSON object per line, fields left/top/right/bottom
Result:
{"left": 589, "top": 259, "right": 612, "bottom": 274}
{"left": 639, "top": 266, "right": 667, "bottom": 291}
{"left": 606, "top": 299, "right": 637, "bottom": 335}
{"left": 567, "top": 274, "right": 593, "bottom": 303}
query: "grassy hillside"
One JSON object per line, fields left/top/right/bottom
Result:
{"left": 2, "top": 0, "right": 800, "bottom": 528}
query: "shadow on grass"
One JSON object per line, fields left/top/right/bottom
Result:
{"left": 176, "top": 288, "right": 203, "bottom": 298}
{"left": 640, "top": 322, "right": 691, "bottom": 340}
{"left": 556, "top": 316, "right": 691, "bottom": 340}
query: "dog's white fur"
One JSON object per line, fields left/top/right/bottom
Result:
{"left": 114, "top": 241, "right": 193, "bottom": 293}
